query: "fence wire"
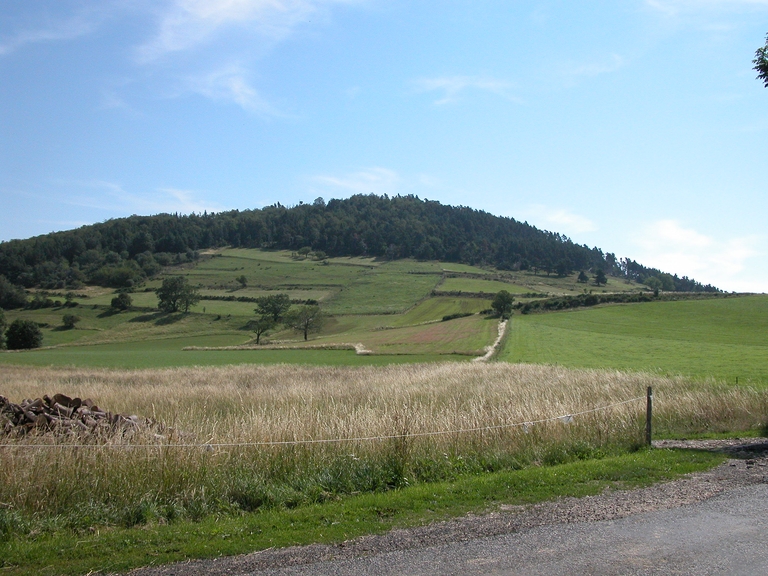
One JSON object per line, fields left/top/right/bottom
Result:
{"left": 0, "top": 395, "right": 645, "bottom": 450}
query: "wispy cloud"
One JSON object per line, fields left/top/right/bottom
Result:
{"left": 134, "top": 0, "right": 361, "bottom": 114}
{"left": 413, "top": 75, "right": 521, "bottom": 105}
{"left": 0, "top": 14, "right": 95, "bottom": 56}
{"left": 186, "top": 64, "right": 282, "bottom": 116}
{"left": 312, "top": 167, "right": 400, "bottom": 195}
{"left": 524, "top": 205, "right": 597, "bottom": 235}
{"left": 566, "top": 54, "right": 625, "bottom": 78}
{"left": 645, "top": 0, "right": 768, "bottom": 16}
{"left": 137, "top": 0, "right": 360, "bottom": 62}
{"left": 632, "top": 219, "right": 763, "bottom": 291}
{"left": 61, "top": 180, "right": 223, "bottom": 215}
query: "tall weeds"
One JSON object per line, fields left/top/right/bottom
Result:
{"left": 0, "top": 363, "right": 765, "bottom": 536}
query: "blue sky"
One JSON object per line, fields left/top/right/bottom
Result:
{"left": 1, "top": 1, "right": 767, "bottom": 292}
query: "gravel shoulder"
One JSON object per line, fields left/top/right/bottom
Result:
{"left": 125, "top": 438, "right": 768, "bottom": 576}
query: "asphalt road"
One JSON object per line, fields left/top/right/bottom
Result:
{"left": 253, "top": 483, "right": 768, "bottom": 576}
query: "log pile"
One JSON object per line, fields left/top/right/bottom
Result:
{"left": 0, "top": 393, "right": 145, "bottom": 436}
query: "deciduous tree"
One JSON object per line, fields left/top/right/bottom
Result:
{"left": 755, "top": 33, "right": 768, "bottom": 87}
{"left": 255, "top": 294, "right": 292, "bottom": 323}
{"left": 157, "top": 277, "right": 200, "bottom": 313}
{"left": 6, "top": 319, "right": 43, "bottom": 350}
{"left": 248, "top": 316, "right": 275, "bottom": 345}
{"left": 284, "top": 304, "right": 324, "bottom": 341}
{"left": 491, "top": 290, "right": 515, "bottom": 319}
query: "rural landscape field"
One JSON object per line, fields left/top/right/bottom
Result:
{"left": 2, "top": 237, "right": 768, "bottom": 574}
{"left": 2, "top": 3, "right": 768, "bottom": 571}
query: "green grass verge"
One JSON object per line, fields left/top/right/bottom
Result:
{"left": 497, "top": 295, "right": 768, "bottom": 385}
{"left": 0, "top": 448, "right": 724, "bottom": 576}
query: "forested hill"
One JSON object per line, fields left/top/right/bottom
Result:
{"left": 0, "top": 194, "right": 717, "bottom": 294}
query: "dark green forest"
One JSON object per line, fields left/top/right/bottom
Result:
{"left": 0, "top": 194, "right": 717, "bottom": 305}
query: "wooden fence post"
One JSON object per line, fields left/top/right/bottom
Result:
{"left": 645, "top": 386, "right": 653, "bottom": 447}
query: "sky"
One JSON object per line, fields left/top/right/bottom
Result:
{"left": 1, "top": 1, "right": 767, "bottom": 292}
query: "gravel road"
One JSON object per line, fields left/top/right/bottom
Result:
{"left": 126, "top": 439, "right": 768, "bottom": 576}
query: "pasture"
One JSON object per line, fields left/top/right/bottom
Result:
{"left": 497, "top": 295, "right": 768, "bottom": 385}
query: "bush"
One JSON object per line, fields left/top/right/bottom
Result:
{"left": 111, "top": 293, "right": 133, "bottom": 311}
{"left": 0, "top": 309, "right": 6, "bottom": 350}
{"left": 5, "top": 319, "right": 43, "bottom": 349}
{"left": 62, "top": 314, "right": 81, "bottom": 329}
{"left": 442, "top": 312, "right": 473, "bottom": 322}
{"left": 0, "top": 275, "right": 28, "bottom": 309}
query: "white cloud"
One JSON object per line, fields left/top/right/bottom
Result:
{"left": 312, "top": 167, "right": 400, "bottom": 195}
{"left": 524, "top": 205, "right": 597, "bottom": 235}
{"left": 567, "top": 54, "right": 625, "bottom": 78}
{"left": 155, "top": 188, "right": 225, "bottom": 214}
{"left": 632, "top": 219, "right": 763, "bottom": 292}
{"left": 0, "top": 14, "right": 95, "bottom": 56}
{"left": 61, "top": 180, "right": 223, "bottom": 215}
{"left": 137, "top": 0, "right": 359, "bottom": 62}
{"left": 186, "top": 64, "right": 281, "bottom": 115}
{"left": 413, "top": 75, "right": 521, "bottom": 105}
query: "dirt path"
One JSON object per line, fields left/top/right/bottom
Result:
{"left": 124, "top": 439, "right": 768, "bottom": 576}
{"left": 473, "top": 319, "right": 507, "bottom": 362}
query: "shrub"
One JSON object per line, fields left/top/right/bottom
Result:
{"left": 5, "top": 319, "right": 43, "bottom": 349}
{"left": 111, "top": 293, "right": 133, "bottom": 311}
{"left": 62, "top": 314, "right": 81, "bottom": 329}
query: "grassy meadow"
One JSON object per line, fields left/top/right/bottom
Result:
{"left": 497, "top": 295, "right": 768, "bottom": 385}
{"left": 4, "top": 248, "right": 637, "bottom": 368}
{"left": 1, "top": 363, "right": 761, "bottom": 544}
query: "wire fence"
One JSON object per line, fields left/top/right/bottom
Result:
{"left": 0, "top": 395, "right": 646, "bottom": 450}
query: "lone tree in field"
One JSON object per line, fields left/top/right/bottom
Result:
{"left": 755, "top": 33, "right": 768, "bottom": 87}
{"left": 157, "top": 276, "right": 201, "bottom": 313}
{"left": 236, "top": 275, "right": 248, "bottom": 289}
{"left": 111, "top": 292, "right": 133, "bottom": 311}
{"left": 594, "top": 268, "right": 607, "bottom": 286}
{"left": 284, "top": 304, "right": 324, "bottom": 341}
{"left": 491, "top": 290, "right": 515, "bottom": 319}
{"left": 249, "top": 315, "right": 275, "bottom": 345}
{"left": 255, "top": 293, "right": 292, "bottom": 323}
{"left": 5, "top": 319, "right": 43, "bottom": 350}
{"left": 577, "top": 270, "right": 589, "bottom": 283}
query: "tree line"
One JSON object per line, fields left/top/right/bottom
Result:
{"left": 0, "top": 194, "right": 718, "bottom": 302}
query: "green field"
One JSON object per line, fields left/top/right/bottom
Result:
{"left": 497, "top": 295, "right": 768, "bottom": 384}
{"left": 0, "top": 338, "right": 467, "bottom": 368}
{"left": 2, "top": 248, "right": 757, "bottom": 377}
{"left": 0, "top": 250, "right": 510, "bottom": 368}
{"left": 438, "top": 277, "right": 532, "bottom": 294}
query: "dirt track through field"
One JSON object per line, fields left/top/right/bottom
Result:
{"left": 125, "top": 439, "right": 768, "bottom": 576}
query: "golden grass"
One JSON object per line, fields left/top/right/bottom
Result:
{"left": 0, "top": 363, "right": 765, "bottom": 529}
{"left": 2, "top": 363, "right": 763, "bottom": 446}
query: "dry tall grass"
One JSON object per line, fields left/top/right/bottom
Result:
{"left": 1, "top": 362, "right": 766, "bottom": 533}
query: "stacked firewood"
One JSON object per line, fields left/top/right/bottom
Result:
{"left": 0, "top": 393, "right": 144, "bottom": 436}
